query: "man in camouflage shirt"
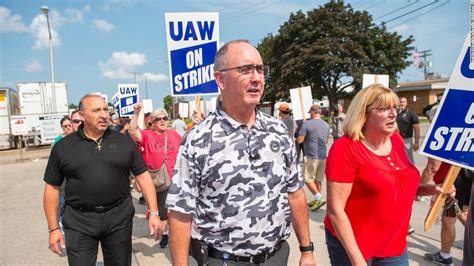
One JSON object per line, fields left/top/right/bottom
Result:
{"left": 166, "top": 40, "right": 316, "bottom": 265}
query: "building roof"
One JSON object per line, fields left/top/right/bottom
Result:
{"left": 395, "top": 78, "right": 448, "bottom": 92}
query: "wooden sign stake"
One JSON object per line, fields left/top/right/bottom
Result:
{"left": 424, "top": 165, "right": 461, "bottom": 231}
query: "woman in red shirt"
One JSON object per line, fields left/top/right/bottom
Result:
{"left": 325, "top": 84, "right": 449, "bottom": 265}
{"left": 129, "top": 104, "right": 182, "bottom": 249}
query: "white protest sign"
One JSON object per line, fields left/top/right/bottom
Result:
{"left": 142, "top": 99, "right": 153, "bottom": 113}
{"left": 362, "top": 74, "right": 389, "bottom": 88}
{"left": 165, "top": 12, "right": 220, "bottom": 97}
{"left": 189, "top": 100, "right": 205, "bottom": 116}
{"left": 290, "top": 86, "right": 313, "bottom": 120}
{"left": 179, "top": 102, "right": 189, "bottom": 118}
{"left": 420, "top": 34, "right": 474, "bottom": 170}
{"left": 118, "top": 84, "right": 139, "bottom": 117}
{"left": 10, "top": 116, "right": 28, "bottom": 136}
{"left": 39, "top": 115, "right": 64, "bottom": 144}
{"left": 204, "top": 97, "right": 217, "bottom": 115}
{"left": 112, "top": 92, "right": 120, "bottom": 115}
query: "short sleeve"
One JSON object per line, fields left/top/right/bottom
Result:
{"left": 129, "top": 138, "right": 148, "bottom": 176}
{"left": 299, "top": 121, "right": 308, "bottom": 136}
{"left": 165, "top": 132, "right": 199, "bottom": 214}
{"left": 412, "top": 112, "right": 419, "bottom": 124}
{"left": 141, "top": 129, "right": 150, "bottom": 144}
{"left": 43, "top": 144, "right": 64, "bottom": 186}
{"left": 326, "top": 137, "right": 357, "bottom": 183}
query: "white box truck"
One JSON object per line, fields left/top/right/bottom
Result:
{"left": 18, "top": 82, "right": 69, "bottom": 115}
{"left": 17, "top": 82, "right": 69, "bottom": 146}
{"left": 0, "top": 87, "right": 20, "bottom": 149}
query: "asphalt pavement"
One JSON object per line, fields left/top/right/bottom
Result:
{"left": 0, "top": 123, "right": 465, "bottom": 265}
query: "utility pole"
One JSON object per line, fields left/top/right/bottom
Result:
{"left": 129, "top": 72, "right": 141, "bottom": 84}
{"left": 418, "top": 49, "right": 432, "bottom": 80}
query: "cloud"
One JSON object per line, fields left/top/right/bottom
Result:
{"left": 29, "top": 6, "right": 89, "bottom": 50}
{"left": 24, "top": 59, "right": 42, "bottom": 72}
{"left": 144, "top": 72, "right": 168, "bottom": 82}
{"left": 64, "top": 8, "right": 85, "bottom": 23}
{"left": 30, "top": 12, "right": 61, "bottom": 49}
{"left": 392, "top": 24, "right": 409, "bottom": 33}
{"left": 99, "top": 51, "right": 148, "bottom": 79}
{"left": 100, "top": 0, "right": 138, "bottom": 11}
{"left": 93, "top": 19, "right": 114, "bottom": 32}
{"left": 0, "top": 6, "right": 29, "bottom": 33}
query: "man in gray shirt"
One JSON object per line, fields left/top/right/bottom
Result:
{"left": 297, "top": 104, "right": 329, "bottom": 211}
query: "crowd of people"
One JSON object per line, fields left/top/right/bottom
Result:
{"left": 42, "top": 39, "right": 473, "bottom": 266}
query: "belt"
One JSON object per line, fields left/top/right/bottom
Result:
{"left": 207, "top": 240, "right": 285, "bottom": 264}
{"left": 66, "top": 194, "right": 129, "bottom": 213}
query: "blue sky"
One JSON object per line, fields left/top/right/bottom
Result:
{"left": 0, "top": 0, "right": 470, "bottom": 108}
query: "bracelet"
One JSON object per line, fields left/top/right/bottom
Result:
{"left": 48, "top": 227, "right": 60, "bottom": 233}
{"left": 149, "top": 211, "right": 159, "bottom": 217}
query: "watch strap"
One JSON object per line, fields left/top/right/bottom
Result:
{"left": 149, "top": 211, "right": 159, "bottom": 217}
{"left": 299, "top": 241, "right": 314, "bottom": 252}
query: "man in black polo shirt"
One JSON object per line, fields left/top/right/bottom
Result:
{"left": 43, "top": 94, "right": 162, "bottom": 266}
{"left": 396, "top": 96, "right": 420, "bottom": 164}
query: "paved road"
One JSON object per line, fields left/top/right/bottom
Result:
{"left": 0, "top": 123, "right": 465, "bottom": 265}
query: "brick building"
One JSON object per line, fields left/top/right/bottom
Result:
{"left": 394, "top": 78, "right": 448, "bottom": 116}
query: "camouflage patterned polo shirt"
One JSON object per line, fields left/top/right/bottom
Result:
{"left": 166, "top": 105, "right": 303, "bottom": 256}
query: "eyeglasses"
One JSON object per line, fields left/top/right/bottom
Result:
{"left": 153, "top": 116, "right": 168, "bottom": 122}
{"left": 72, "top": 119, "right": 82, "bottom": 124}
{"left": 62, "top": 124, "right": 72, "bottom": 128}
{"left": 370, "top": 106, "right": 400, "bottom": 114}
{"left": 219, "top": 64, "right": 269, "bottom": 76}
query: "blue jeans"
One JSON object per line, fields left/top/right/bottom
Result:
{"left": 58, "top": 195, "right": 65, "bottom": 232}
{"left": 325, "top": 229, "right": 408, "bottom": 266}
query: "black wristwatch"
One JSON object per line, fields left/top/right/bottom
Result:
{"left": 299, "top": 242, "right": 314, "bottom": 252}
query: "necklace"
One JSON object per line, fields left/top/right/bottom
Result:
{"left": 84, "top": 132, "right": 104, "bottom": 151}
{"left": 93, "top": 137, "right": 103, "bottom": 151}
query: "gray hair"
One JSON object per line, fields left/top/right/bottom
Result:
{"left": 214, "top": 39, "right": 251, "bottom": 71}
{"left": 150, "top": 108, "right": 168, "bottom": 120}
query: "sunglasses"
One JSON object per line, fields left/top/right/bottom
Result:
{"left": 153, "top": 116, "right": 168, "bottom": 122}
{"left": 62, "top": 124, "right": 72, "bottom": 128}
{"left": 72, "top": 119, "right": 82, "bottom": 124}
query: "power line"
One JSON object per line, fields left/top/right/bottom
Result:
{"left": 362, "top": 0, "right": 386, "bottom": 11}
{"left": 382, "top": 0, "right": 440, "bottom": 25}
{"left": 389, "top": 0, "right": 450, "bottom": 30}
{"left": 352, "top": 0, "right": 371, "bottom": 10}
{"left": 373, "top": 0, "right": 420, "bottom": 21}
{"left": 217, "top": 0, "right": 243, "bottom": 12}
{"left": 221, "top": 0, "right": 284, "bottom": 21}
{"left": 221, "top": 0, "right": 274, "bottom": 18}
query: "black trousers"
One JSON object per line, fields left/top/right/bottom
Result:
{"left": 62, "top": 197, "right": 135, "bottom": 266}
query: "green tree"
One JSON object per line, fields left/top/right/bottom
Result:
{"left": 258, "top": 1, "right": 414, "bottom": 110}
{"left": 163, "top": 95, "right": 173, "bottom": 116}
{"left": 68, "top": 103, "right": 78, "bottom": 110}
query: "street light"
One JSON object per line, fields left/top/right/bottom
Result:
{"left": 41, "top": 5, "right": 56, "bottom": 114}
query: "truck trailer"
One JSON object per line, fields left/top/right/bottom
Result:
{"left": 0, "top": 87, "right": 20, "bottom": 149}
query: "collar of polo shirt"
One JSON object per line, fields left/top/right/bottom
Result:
{"left": 215, "top": 103, "right": 268, "bottom": 135}
{"left": 75, "top": 123, "right": 113, "bottom": 141}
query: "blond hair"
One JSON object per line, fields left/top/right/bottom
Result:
{"left": 343, "top": 83, "right": 399, "bottom": 141}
